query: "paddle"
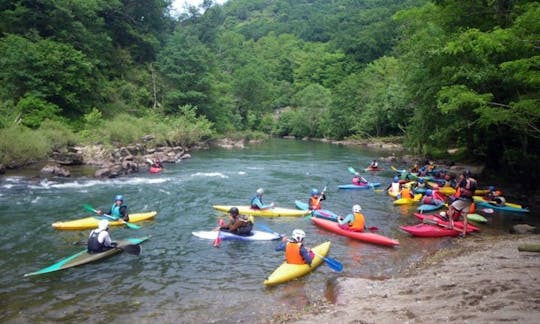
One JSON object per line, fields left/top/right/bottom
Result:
{"left": 347, "top": 166, "right": 357, "bottom": 174}
{"left": 213, "top": 219, "right": 225, "bottom": 247}
{"left": 120, "top": 244, "right": 142, "bottom": 256}
{"left": 83, "top": 204, "right": 141, "bottom": 230}
{"left": 348, "top": 167, "right": 381, "bottom": 191}
{"left": 315, "top": 185, "right": 327, "bottom": 207}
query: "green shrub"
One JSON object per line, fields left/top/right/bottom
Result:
{"left": 37, "top": 120, "right": 79, "bottom": 151}
{"left": 0, "top": 125, "right": 49, "bottom": 166}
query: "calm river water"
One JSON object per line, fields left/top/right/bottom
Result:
{"left": 0, "top": 139, "right": 534, "bottom": 323}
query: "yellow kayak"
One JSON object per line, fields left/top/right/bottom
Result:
{"left": 52, "top": 211, "right": 157, "bottom": 230}
{"left": 393, "top": 193, "right": 422, "bottom": 205}
{"left": 264, "top": 241, "right": 330, "bottom": 286}
{"left": 212, "top": 205, "right": 310, "bottom": 217}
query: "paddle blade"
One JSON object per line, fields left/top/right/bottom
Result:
{"left": 83, "top": 204, "right": 98, "bottom": 214}
{"left": 368, "top": 226, "right": 379, "bottom": 232}
{"left": 123, "top": 221, "right": 141, "bottom": 230}
{"left": 213, "top": 232, "right": 222, "bottom": 248}
{"left": 347, "top": 167, "right": 357, "bottom": 174}
{"left": 122, "top": 244, "right": 141, "bottom": 256}
{"left": 323, "top": 256, "right": 343, "bottom": 272}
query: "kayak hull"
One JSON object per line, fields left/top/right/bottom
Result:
{"left": 149, "top": 167, "right": 162, "bottom": 173}
{"left": 311, "top": 217, "right": 399, "bottom": 247}
{"left": 417, "top": 203, "right": 444, "bottom": 212}
{"left": 467, "top": 213, "right": 488, "bottom": 223}
{"left": 400, "top": 224, "right": 461, "bottom": 237}
{"left": 263, "top": 241, "right": 330, "bottom": 286}
{"left": 52, "top": 212, "right": 157, "bottom": 230}
{"left": 413, "top": 213, "right": 479, "bottom": 232}
{"left": 192, "top": 230, "right": 280, "bottom": 241}
{"left": 337, "top": 183, "right": 381, "bottom": 190}
{"left": 24, "top": 237, "right": 149, "bottom": 276}
{"left": 473, "top": 196, "right": 529, "bottom": 213}
{"left": 294, "top": 200, "right": 338, "bottom": 221}
{"left": 393, "top": 194, "right": 422, "bottom": 205}
{"left": 212, "top": 205, "right": 310, "bottom": 217}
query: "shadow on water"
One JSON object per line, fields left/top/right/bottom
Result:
{"left": 0, "top": 138, "right": 537, "bottom": 322}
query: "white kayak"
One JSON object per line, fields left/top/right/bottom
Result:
{"left": 192, "top": 230, "right": 280, "bottom": 241}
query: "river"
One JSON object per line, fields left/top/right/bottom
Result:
{"left": 0, "top": 139, "right": 535, "bottom": 323}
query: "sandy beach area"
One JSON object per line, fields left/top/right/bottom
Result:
{"left": 285, "top": 233, "right": 540, "bottom": 323}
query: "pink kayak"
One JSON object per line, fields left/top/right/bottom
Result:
{"left": 149, "top": 166, "right": 163, "bottom": 173}
{"left": 414, "top": 213, "right": 479, "bottom": 232}
{"left": 311, "top": 217, "right": 399, "bottom": 247}
{"left": 400, "top": 224, "right": 462, "bottom": 237}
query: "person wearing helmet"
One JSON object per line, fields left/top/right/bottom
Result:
{"left": 445, "top": 169, "right": 478, "bottom": 236}
{"left": 308, "top": 188, "right": 326, "bottom": 210}
{"left": 421, "top": 189, "right": 444, "bottom": 206}
{"left": 337, "top": 204, "right": 365, "bottom": 232}
{"left": 352, "top": 172, "right": 368, "bottom": 186}
{"left": 218, "top": 207, "right": 254, "bottom": 236}
{"left": 274, "top": 229, "right": 313, "bottom": 266}
{"left": 250, "top": 188, "right": 274, "bottom": 210}
{"left": 483, "top": 186, "right": 505, "bottom": 206}
{"left": 87, "top": 220, "right": 117, "bottom": 253}
{"left": 98, "top": 194, "right": 129, "bottom": 221}
{"left": 368, "top": 160, "right": 379, "bottom": 169}
{"left": 151, "top": 158, "right": 163, "bottom": 169}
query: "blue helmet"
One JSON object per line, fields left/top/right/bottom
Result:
{"left": 311, "top": 188, "right": 319, "bottom": 195}
{"left": 393, "top": 176, "right": 399, "bottom": 182}
{"left": 426, "top": 189, "right": 432, "bottom": 196}
{"left": 489, "top": 186, "right": 495, "bottom": 191}
{"left": 418, "top": 178, "right": 424, "bottom": 183}
{"left": 114, "top": 194, "right": 124, "bottom": 202}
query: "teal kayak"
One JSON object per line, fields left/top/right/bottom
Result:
{"left": 24, "top": 237, "right": 149, "bottom": 277}
{"left": 475, "top": 200, "right": 529, "bottom": 213}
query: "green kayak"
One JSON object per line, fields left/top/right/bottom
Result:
{"left": 24, "top": 236, "right": 149, "bottom": 277}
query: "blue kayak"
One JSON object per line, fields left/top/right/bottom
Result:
{"left": 475, "top": 200, "right": 530, "bottom": 213}
{"left": 294, "top": 200, "right": 338, "bottom": 221}
{"left": 417, "top": 203, "right": 445, "bottom": 212}
{"left": 338, "top": 183, "right": 381, "bottom": 190}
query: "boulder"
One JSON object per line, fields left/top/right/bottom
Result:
{"left": 40, "top": 164, "right": 71, "bottom": 177}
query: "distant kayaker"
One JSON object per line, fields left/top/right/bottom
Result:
{"left": 87, "top": 220, "right": 117, "bottom": 253}
{"left": 369, "top": 160, "right": 378, "bottom": 169}
{"left": 98, "top": 194, "right": 129, "bottom": 221}
{"left": 308, "top": 188, "right": 326, "bottom": 210}
{"left": 352, "top": 173, "right": 368, "bottom": 186}
{"left": 217, "top": 207, "right": 254, "bottom": 236}
{"left": 337, "top": 204, "right": 365, "bottom": 232}
{"left": 397, "top": 185, "right": 414, "bottom": 199}
{"left": 274, "top": 229, "right": 313, "bottom": 266}
{"left": 250, "top": 188, "right": 274, "bottom": 210}
{"left": 441, "top": 170, "right": 477, "bottom": 236}
{"left": 484, "top": 186, "right": 506, "bottom": 206}
{"left": 421, "top": 189, "right": 444, "bottom": 206}
{"left": 151, "top": 158, "right": 163, "bottom": 169}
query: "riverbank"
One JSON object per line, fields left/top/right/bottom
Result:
{"left": 281, "top": 233, "right": 540, "bottom": 323}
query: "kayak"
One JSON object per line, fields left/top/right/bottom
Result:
{"left": 149, "top": 166, "right": 163, "bottom": 173}
{"left": 294, "top": 200, "right": 338, "bottom": 221}
{"left": 337, "top": 183, "right": 381, "bottom": 190}
{"left": 192, "top": 230, "right": 280, "bottom": 241}
{"left": 364, "top": 167, "right": 384, "bottom": 171}
{"left": 393, "top": 194, "right": 422, "bottom": 205}
{"left": 400, "top": 224, "right": 461, "bottom": 237}
{"left": 417, "top": 203, "right": 444, "bottom": 212}
{"left": 212, "top": 205, "right": 310, "bottom": 217}
{"left": 473, "top": 196, "right": 523, "bottom": 208}
{"left": 311, "top": 217, "right": 399, "bottom": 247}
{"left": 24, "top": 236, "right": 149, "bottom": 277}
{"left": 473, "top": 196, "right": 529, "bottom": 213}
{"left": 467, "top": 213, "right": 488, "bottom": 223}
{"left": 52, "top": 211, "right": 157, "bottom": 230}
{"left": 263, "top": 241, "right": 330, "bottom": 286}
{"left": 413, "top": 213, "right": 479, "bottom": 231}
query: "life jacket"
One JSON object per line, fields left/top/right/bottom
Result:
{"left": 422, "top": 196, "right": 437, "bottom": 205}
{"left": 348, "top": 212, "right": 365, "bottom": 231}
{"left": 285, "top": 242, "right": 306, "bottom": 264}
{"left": 87, "top": 230, "right": 106, "bottom": 253}
{"left": 309, "top": 196, "right": 321, "bottom": 210}
{"left": 352, "top": 176, "right": 361, "bottom": 185}
{"left": 110, "top": 203, "right": 121, "bottom": 219}
{"left": 458, "top": 178, "right": 477, "bottom": 199}
{"left": 235, "top": 215, "right": 253, "bottom": 235}
{"left": 391, "top": 182, "right": 400, "bottom": 194}
{"left": 250, "top": 196, "right": 262, "bottom": 209}
{"left": 400, "top": 188, "right": 412, "bottom": 199}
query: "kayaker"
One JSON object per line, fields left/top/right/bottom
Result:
{"left": 421, "top": 189, "right": 443, "bottom": 205}
{"left": 98, "top": 194, "right": 129, "bottom": 221}
{"left": 337, "top": 204, "right": 365, "bottom": 232}
{"left": 250, "top": 188, "right": 274, "bottom": 210}
{"left": 87, "top": 220, "right": 117, "bottom": 253}
{"left": 441, "top": 170, "right": 477, "bottom": 236}
{"left": 308, "top": 188, "right": 326, "bottom": 210}
{"left": 151, "top": 158, "right": 163, "bottom": 169}
{"left": 218, "top": 207, "right": 254, "bottom": 236}
{"left": 397, "top": 185, "right": 414, "bottom": 199}
{"left": 414, "top": 178, "right": 426, "bottom": 191}
{"left": 484, "top": 186, "right": 506, "bottom": 206}
{"left": 368, "top": 160, "right": 378, "bottom": 169}
{"left": 387, "top": 176, "right": 400, "bottom": 195}
{"left": 274, "top": 229, "right": 313, "bottom": 266}
{"left": 352, "top": 173, "right": 368, "bottom": 186}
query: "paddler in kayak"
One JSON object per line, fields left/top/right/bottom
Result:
{"left": 483, "top": 186, "right": 506, "bottom": 206}
{"left": 308, "top": 188, "right": 326, "bottom": 210}
{"left": 337, "top": 204, "right": 365, "bottom": 232}
{"left": 87, "top": 220, "right": 117, "bottom": 253}
{"left": 250, "top": 188, "right": 275, "bottom": 210}
{"left": 274, "top": 229, "right": 314, "bottom": 266}
{"left": 368, "top": 160, "right": 378, "bottom": 169}
{"left": 421, "top": 189, "right": 444, "bottom": 206}
{"left": 97, "top": 194, "right": 130, "bottom": 221}
{"left": 217, "top": 207, "right": 254, "bottom": 236}
{"left": 352, "top": 173, "right": 368, "bottom": 186}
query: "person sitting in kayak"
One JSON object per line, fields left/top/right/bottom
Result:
{"left": 352, "top": 173, "right": 368, "bottom": 186}
{"left": 397, "top": 185, "right": 414, "bottom": 199}
{"left": 413, "top": 178, "right": 427, "bottom": 191}
{"left": 274, "top": 229, "right": 313, "bottom": 266}
{"left": 151, "top": 158, "right": 163, "bottom": 169}
{"left": 87, "top": 220, "right": 117, "bottom": 253}
{"left": 387, "top": 176, "right": 401, "bottom": 195}
{"left": 218, "top": 207, "right": 254, "bottom": 236}
{"left": 98, "top": 194, "right": 129, "bottom": 221}
{"left": 484, "top": 186, "right": 506, "bottom": 206}
{"left": 250, "top": 188, "right": 274, "bottom": 210}
{"left": 368, "top": 160, "right": 378, "bottom": 169}
{"left": 308, "top": 188, "right": 326, "bottom": 210}
{"left": 337, "top": 204, "right": 366, "bottom": 232}
{"left": 421, "top": 189, "right": 444, "bottom": 206}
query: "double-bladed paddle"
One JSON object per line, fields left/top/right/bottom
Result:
{"left": 213, "top": 219, "right": 225, "bottom": 247}
{"left": 83, "top": 204, "right": 141, "bottom": 229}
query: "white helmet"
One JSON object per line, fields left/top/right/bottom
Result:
{"left": 292, "top": 229, "right": 306, "bottom": 242}
{"left": 256, "top": 188, "right": 264, "bottom": 195}
{"left": 353, "top": 204, "right": 362, "bottom": 212}
{"left": 98, "top": 219, "right": 109, "bottom": 231}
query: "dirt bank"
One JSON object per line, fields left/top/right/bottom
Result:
{"left": 283, "top": 233, "right": 540, "bottom": 323}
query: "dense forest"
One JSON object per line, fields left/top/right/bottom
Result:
{"left": 0, "top": 0, "right": 538, "bottom": 183}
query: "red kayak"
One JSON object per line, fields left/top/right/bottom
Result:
{"left": 149, "top": 166, "right": 163, "bottom": 173}
{"left": 400, "top": 224, "right": 461, "bottom": 237}
{"left": 311, "top": 217, "right": 399, "bottom": 247}
{"left": 364, "top": 166, "right": 384, "bottom": 171}
{"left": 414, "top": 213, "right": 479, "bottom": 232}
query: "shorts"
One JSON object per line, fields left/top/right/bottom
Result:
{"left": 450, "top": 199, "right": 472, "bottom": 219}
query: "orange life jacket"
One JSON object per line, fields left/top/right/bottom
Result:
{"left": 285, "top": 242, "right": 306, "bottom": 264}
{"left": 400, "top": 188, "right": 412, "bottom": 199}
{"left": 348, "top": 212, "right": 365, "bottom": 231}
{"left": 309, "top": 196, "right": 321, "bottom": 210}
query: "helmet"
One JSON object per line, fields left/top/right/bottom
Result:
{"left": 228, "top": 207, "right": 239, "bottom": 216}
{"left": 311, "top": 188, "right": 319, "bottom": 196}
{"left": 418, "top": 178, "right": 424, "bottom": 183}
{"left": 256, "top": 188, "right": 264, "bottom": 195}
{"left": 98, "top": 219, "right": 109, "bottom": 231}
{"left": 463, "top": 170, "right": 472, "bottom": 178}
{"left": 292, "top": 229, "right": 306, "bottom": 242}
{"left": 353, "top": 204, "right": 362, "bottom": 212}
{"left": 426, "top": 189, "right": 432, "bottom": 196}
{"left": 393, "top": 176, "right": 399, "bottom": 182}
{"left": 489, "top": 185, "right": 495, "bottom": 191}
{"left": 114, "top": 194, "right": 124, "bottom": 202}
